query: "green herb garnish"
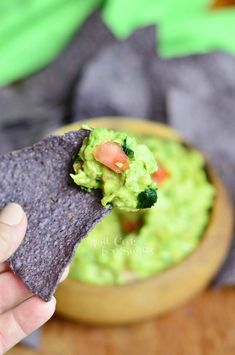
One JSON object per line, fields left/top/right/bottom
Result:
{"left": 80, "top": 186, "right": 90, "bottom": 193}
{"left": 137, "top": 188, "right": 158, "bottom": 209}
{"left": 122, "top": 137, "right": 134, "bottom": 158}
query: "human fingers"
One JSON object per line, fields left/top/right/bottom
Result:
{"left": 0, "top": 203, "right": 27, "bottom": 263}
{"left": 0, "top": 296, "right": 56, "bottom": 353}
{"left": 0, "top": 271, "right": 31, "bottom": 314}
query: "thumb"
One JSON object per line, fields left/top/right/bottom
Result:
{"left": 0, "top": 203, "right": 27, "bottom": 263}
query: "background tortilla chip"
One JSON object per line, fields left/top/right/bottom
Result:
{"left": 72, "top": 42, "right": 151, "bottom": 119}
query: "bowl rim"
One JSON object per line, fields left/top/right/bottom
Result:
{"left": 55, "top": 117, "right": 234, "bottom": 292}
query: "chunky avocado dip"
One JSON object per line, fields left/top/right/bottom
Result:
{"left": 71, "top": 128, "right": 158, "bottom": 210}
{"left": 69, "top": 133, "right": 215, "bottom": 286}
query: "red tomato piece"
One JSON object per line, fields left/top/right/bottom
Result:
{"left": 121, "top": 219, "right": 142, "bottom": 233}
{"left": 93, "top": 142, "right": 129, "bottom": 173}
{"left": 152, "top": 164, "right": 170, "bottom": 186}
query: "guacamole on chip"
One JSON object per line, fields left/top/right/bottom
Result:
{"left": 71, "top": 128, "right": 158, "bottom": 210}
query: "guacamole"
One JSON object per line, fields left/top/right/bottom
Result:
{"left": 71, "top": 128, "right": 158, "bottom": 210}
{"left": 69, "top": 134, "right": 215, "bottom": 286}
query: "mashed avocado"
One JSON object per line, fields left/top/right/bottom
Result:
{"left": 69, "top": 134, "right": 215, "bottom": 285}
{"left": 71, "top": 128, "right": 157, "bottom": 210}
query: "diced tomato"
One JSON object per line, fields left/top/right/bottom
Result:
{"left": 93, "top": 142, "right": 129, "bottom": 173}
{"left": 121, "top": 219, "right": 142, "bottom": 233}
{"left": 152, "top": 164, "right": 170, "bottom": 186}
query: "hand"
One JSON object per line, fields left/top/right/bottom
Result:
{"left": 0, "top": 203, "right": 68, "bottom": 353}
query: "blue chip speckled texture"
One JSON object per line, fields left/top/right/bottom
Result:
{"left": 71, "top": 24, "right": 157, "bottom": 121}
{"left": 0, "top": 130, "right": 110, "bottom": 301}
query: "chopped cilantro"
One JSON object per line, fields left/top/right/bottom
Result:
{"left": 122, "top": 137, "right": 134, "bottom": 158}
{"left": 80, "top": 186, "right": 90, "bottom": 193}
{"left": 137, "top": 188, "right": 158, "bottom": 209}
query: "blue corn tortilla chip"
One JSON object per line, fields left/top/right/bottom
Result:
{"left": 0, "top": 86, "right": 62, "bottom": 155}
{"left": 0, "top": 129, "right": 110, "bottom": 301}
{"left": 21, "top": 329, "right": 42, "bottom": 349}
{"left": 124, "top": 25, "right": 158, "bottom": 61}
{"left": 72, "top": 42, "right": 151, "bottom": 119}
{"left": 149, "top": 51, "right": 235, "bottom": 122}
{"left": 71, "top": 25, "right": 157, "bottom": 121}
{"left": 214, "top": 238, "right": 235, "bottom": 287}
{"left": 0, "top": 11, "right": 114, "bottom": 155}
{"left": 22, "top": 10, "right": 115, "bottom": 106}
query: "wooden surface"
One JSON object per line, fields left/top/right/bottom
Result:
{"left": 7, "top": 288, "right": 235, "bottom": 355}
{"left": 213, "top": 0, "right": 235, "bottom": 8}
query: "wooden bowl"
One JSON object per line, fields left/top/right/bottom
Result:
{"left": 55, "top": 118, "right": 234, "bottom": 324}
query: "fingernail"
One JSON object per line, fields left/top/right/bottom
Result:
{"left": 0, "top": 203, "right": 24, "bottom": 226}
